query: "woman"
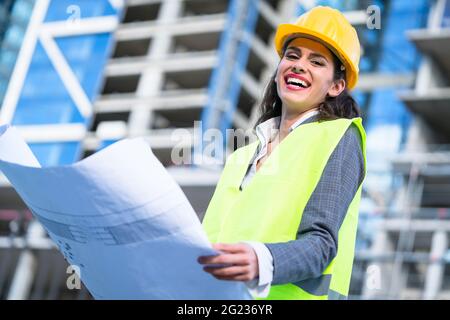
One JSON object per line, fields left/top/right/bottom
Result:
{"left": 198, "top": 6, "right": 366, "bottom": 300}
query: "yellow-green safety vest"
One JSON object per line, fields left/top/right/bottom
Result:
{"left": 202, "top": 117, "right": 367, "bottom": 300}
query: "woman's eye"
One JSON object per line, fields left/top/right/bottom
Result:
{"left": 312, "top": 60, "right": 324, "bottom": 66}
{"left": 287, "top": 54, "right": 298, "bottom": 59}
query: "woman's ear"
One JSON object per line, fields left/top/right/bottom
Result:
{"left": 327, "top": 78, "right": 346, "bottom": 98}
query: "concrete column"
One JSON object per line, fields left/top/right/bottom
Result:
{"left": 7, "top": 220, "right": 45, "bottom": 300}
{"left": 423, "top": 230, "right": 447, "bottom": 299}
{"left": 128, "top": 0, "right": 183, "bottom": 137}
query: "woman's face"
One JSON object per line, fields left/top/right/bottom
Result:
{"left": 275, "top": 37, "right": 345, "bottom": 114}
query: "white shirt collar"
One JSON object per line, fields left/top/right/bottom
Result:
{"left": 288, "top": 109, "right": 320, "bottom": 132}
{"left": 255, "top": 108, "right": 319, "bottom": 146}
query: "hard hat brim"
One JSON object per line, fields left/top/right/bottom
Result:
{"left": 274, "top": 24, "right": 358, "bottom": 90}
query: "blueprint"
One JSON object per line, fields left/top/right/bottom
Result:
{"left": 0, "top": 124, "right": 251, "bottom": 300}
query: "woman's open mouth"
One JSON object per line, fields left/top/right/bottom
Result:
{"left": 284, "top": 74, "right": 311, "bottom": 91}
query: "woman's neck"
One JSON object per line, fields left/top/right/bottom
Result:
{"left": 279, "top": 107, "right": 319, "bottom": 141}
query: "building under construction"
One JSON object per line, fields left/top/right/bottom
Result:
{"left": 0, "top": 0, "right": 449, "bottom": 299}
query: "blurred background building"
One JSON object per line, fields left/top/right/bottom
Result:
{"left": 0, "top": 0, "right": 449, "bottom": 300}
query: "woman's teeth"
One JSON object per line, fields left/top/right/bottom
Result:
{"left": 286, "top": 77, "right": 309, "bottom": 88}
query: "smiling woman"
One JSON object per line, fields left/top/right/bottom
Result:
{"left": 276, "top": 38, "right": 347, "bottom": 114}
{"left": 199, "top": 6, "right": 367, "bottom": 300}
{"left": 257, "top": 36, "right": 360, "bottom": 128}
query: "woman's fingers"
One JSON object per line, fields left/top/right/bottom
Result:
{"left": 212, "top": 243, "right": 248, "bottom": 253}
{"left": 198, "top": 243, "right": 259, "bottom": 282}
{"left": 197, "top": 243, "right": 246, "bottom": 264}
{"left": 198, "top": 253, "right": 251, "bottom": 266}
{"left": 203, "top": 266, "right": 255, "bottom": 282}
{"left": 203, "top": 265, "right": 248, "bottom": 277}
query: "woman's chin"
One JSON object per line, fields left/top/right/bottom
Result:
{"left": 281, "top": 87, "right": 312, "bottom": 99}
{"left": 281, "top": 95, "right": 313, "bottom": 109}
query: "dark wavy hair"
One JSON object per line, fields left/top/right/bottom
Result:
{"left": 254, "top": 40, "right": 361, "bottom": 128}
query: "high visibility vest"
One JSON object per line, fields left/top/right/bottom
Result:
{"left": 202, "top": 118, "right": 366, "bottom": 300}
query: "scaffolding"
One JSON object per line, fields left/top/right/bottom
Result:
{"left": 353, "top": 151, "right": 450, "bottom": 300}
{"left": 353, "top": 0, "right": 450, "bottom": 300}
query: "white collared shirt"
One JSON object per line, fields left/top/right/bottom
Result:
{"left": 241, "top": 108, "right": 319, "bottom": 298}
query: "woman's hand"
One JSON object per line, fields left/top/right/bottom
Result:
{"left": 197, "top": 243, "right": 259, "bottom": 282}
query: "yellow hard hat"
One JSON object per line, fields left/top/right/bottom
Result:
{"left": 274, "top": 6, "right": 361, "bottom": 90}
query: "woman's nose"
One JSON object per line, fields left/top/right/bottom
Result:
{"left": 292, "top": 60, "right": 307, "bottom": 73}
{"left": 292, "top": 65, "right": 304, "bottom": 73}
